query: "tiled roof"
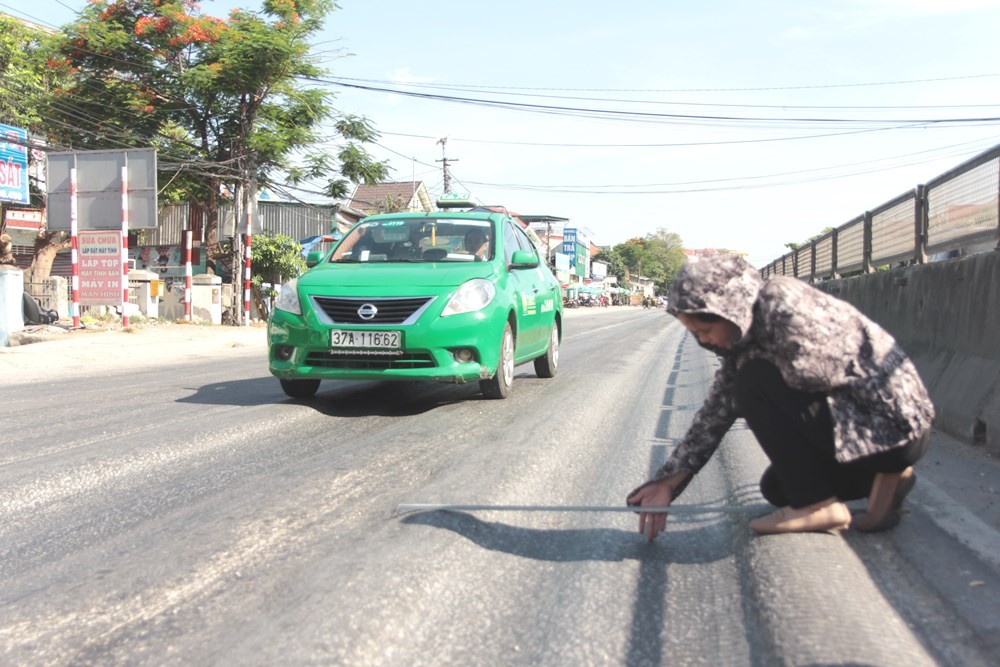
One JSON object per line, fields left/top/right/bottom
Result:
{"left": 348, "top": 182, "right": 431, "bottom": 213}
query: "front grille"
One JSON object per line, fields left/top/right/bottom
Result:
{"left": 312, "top": 296, "right": 433, "bottom": 324}
{"left": 306, "top": 351, "right": 436, "bottom": 370}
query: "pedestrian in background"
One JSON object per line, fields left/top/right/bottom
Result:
{"left": 628, "top": 255, "right": 934, "bottom": 540}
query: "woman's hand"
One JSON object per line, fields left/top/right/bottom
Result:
{"left": 626, "top": 478, "right": 675, "bottom": 542}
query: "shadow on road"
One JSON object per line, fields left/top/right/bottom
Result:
{"left": 176, "top": 376, "right": 474, "bottom": 417}
{"left": 400, "top": 510, "right": 735, "bottom": 565}
{"left": 175, "top": 376, "right": 282, "bottom": 407}
{"left": 305, "top": 381, "right": 473, "bottom": 417}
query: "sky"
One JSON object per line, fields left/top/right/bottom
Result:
{"left": 7, "top": 0, "right": 1000, "bottom": 267}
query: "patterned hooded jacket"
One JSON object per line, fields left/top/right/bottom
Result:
{"left": 651, "top": 254, "right": 935, "bottom": 498}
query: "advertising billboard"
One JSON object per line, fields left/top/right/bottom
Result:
{"left": 46, "top": 148, "right": 158, "bottom": 230}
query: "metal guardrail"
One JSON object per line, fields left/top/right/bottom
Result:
{"left": 761, "top": 144, "right": 1000, "bottom": 280}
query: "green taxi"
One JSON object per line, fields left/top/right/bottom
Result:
{"left": 267, "top": 209, "right": 563, "bottom": 399}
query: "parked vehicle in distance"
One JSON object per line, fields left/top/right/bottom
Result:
{"left": 268, "top": 209, "right": 563, "bottom": 399}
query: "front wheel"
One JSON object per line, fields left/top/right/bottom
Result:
{"left": 533, "top": 323, "right": 559, "bottom": 378}
{"left": 280, "top": 378, "right": 320, "bottom": 399}
{"left": 480, "top": 323, "right": 514, "bottom": 399}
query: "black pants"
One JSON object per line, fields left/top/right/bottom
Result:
{"left": 734, "top": 358, "right": 928, "bottom": 509}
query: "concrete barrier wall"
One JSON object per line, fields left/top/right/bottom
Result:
{"left": 817, "top": 251, "right": 1000, "bottom": 456}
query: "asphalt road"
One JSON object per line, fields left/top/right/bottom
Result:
{"left": 1, "top": 308, "right": 998, "bottom": 666}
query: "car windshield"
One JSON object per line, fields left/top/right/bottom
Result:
{"left": 329, "top": 219, "right": 494, "bottom": 264}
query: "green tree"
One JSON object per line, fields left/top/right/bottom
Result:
{"left": 617, "top": 237, "right": 650, "bottom": 279}
{"left": 46, "top": 0, "right": 390, "bottom": 209}
{"left": 250, "top": 233, "right": 305, "bottom": 319}
{"left": 644, "top": 227, "right": 686, "bottom": 292}
{"left": 0, "top": 15, "right": 72, "bottom": 279}
{"left": 591, "top": 246, "right": 629, "bottom": 286}
{"left": 37, "top": 0, "right": 389, "bottom": 299}
{"left": 0, "top": 16, "right": 48, "bottom": 133}
{"left": 602, "top": 227, "right": 685, "bottom": 295}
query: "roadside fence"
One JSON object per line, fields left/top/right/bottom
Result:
{"left": 761, "top": 144, "right": 1000, "bottom": 280}
{"left": 25, "top": 278, "right": 143, "bottom": 317}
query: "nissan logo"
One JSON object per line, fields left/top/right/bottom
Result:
{"left": 357, "top": 303, "right": 378, "bottom": 320}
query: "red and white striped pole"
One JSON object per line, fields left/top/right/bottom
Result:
{"left": 184, "top": 228, "right": 192, "bottom": 321}
{"left": 69, "top": 166, "right": 80, "bottom": 329}
{"left": 120, "top": 165, "right": 129, "bottom": 328}
{"left": 243, "top": 209, "right": 252, "bottom": 325}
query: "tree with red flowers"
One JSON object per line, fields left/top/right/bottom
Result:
{"left": 41, "top": 0, "right": 388, "bottom": 299}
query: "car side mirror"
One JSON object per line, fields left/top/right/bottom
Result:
{"left": 306, "top": 250, "right": 323, "bottom": 268}
{"left": 510, "top": 249, "right": 539, "bottom": 269}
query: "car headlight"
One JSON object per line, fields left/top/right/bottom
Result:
{"left": 442, "top": 278, "right": 496, "bottom": 317}
{"left": 274, "top": 278, "right": 302, "bottom": 315}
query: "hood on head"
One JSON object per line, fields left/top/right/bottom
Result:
{"left": 666, "top": 255, "right": 762, "bottom": 340}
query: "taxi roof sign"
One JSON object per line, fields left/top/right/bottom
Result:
{"left": 436, "top": 192, "right": 475, "bottom": 209}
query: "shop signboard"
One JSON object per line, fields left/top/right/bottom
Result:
{"left": 0, "top": 123, "right": 29, "bottom": 205}
{"left": 78, "top": 230, "right": 123, "bottom": 306}
{"left": 575, "top": 244, "right": 589, "bottom": 277}
{"left": 4, "top": 208, "right": 42, "bottom": 230}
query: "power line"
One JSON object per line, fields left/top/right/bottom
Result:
{"left": 460, "top": 142, "right": 996, "bottom": 195}
{"left": 326, "top": 72, "right": 1000, "bottom": 95}
{"left": 316, "top": 77, "right": 1000, "bottom": 127}
{"left": 450, "top": 135, "right": 1000, "bottom": 190}
{"left": 325, "top": 75, "right": 1000, "bottom": 111}
{"left": 379, "top": 125, "right": 920, "bottom": 149}
{"left": 7, "top": 2, "right": 1000, "bottom": 211}
{"left": 7, "top": 0, "right": 999, "bottom": 106}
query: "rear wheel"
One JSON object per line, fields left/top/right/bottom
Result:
{"left": 533, "top": 322, "right": 559, "bottom": 378}
{"left": 280, "top": 378, "right": 320, "bottom": 399}
{"left": 480, "top": 323, "right": 514, "bottom": 399}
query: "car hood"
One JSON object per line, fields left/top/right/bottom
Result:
{"left": 299, "top": 262, "right": 497, "bottom": 291}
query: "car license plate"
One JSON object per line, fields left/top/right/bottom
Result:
{"left": 330, "top": 329, "right": 401, "bottom": 349}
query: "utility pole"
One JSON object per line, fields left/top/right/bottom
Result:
{"left": 436, "top": 137, "right": 458, "bottom": 194}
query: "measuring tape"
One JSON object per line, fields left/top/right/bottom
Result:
{"left": 395, "top": 503, "right": 766, "bottom": 516}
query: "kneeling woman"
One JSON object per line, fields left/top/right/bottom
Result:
{"left": 628, "top": 255, "right": 934, "bottom": 540}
